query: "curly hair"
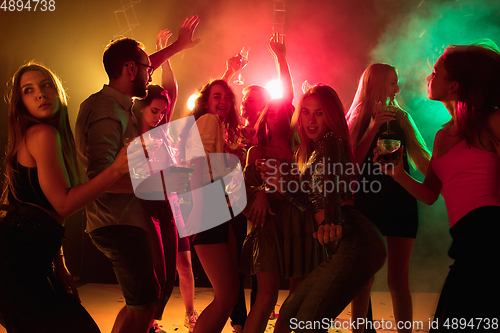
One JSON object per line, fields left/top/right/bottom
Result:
{"left": 190, "top": 79, "right": 242, "bottom": 144}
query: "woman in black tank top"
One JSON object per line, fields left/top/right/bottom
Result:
{"left": 0, "top": 63, "right": 134, "bottom": 332}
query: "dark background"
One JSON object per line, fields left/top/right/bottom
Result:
{"left": 1, "top": 0, "right": 499, "bottom": 292}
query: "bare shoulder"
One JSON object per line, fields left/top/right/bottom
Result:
{"left": 25, "top": 124, "right": 61, "bottom": 154}
{"left": 26, "top": 123, "right": 59, "bottom": 138}
{"left": 430, "top": 128, "right": 446, "bottom": 156}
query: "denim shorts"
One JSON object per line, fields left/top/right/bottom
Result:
{"left": 90, "top": 224, "right": 160, "bottom": 310}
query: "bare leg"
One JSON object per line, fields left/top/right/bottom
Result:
{"left": 192, "top": 226, "right": 239, "bottom": 333}
{"left": 244, "top": 272, "right": 280, "bottom": 333}
{"left": 351, "top": 276, "right": 375, "bottom": 333}
{"left": 111, "top": 305, "right": 156, "bottom": 333}
{"left": 177, "top": 250, "right": 195, "bottom": 312}
{"left": 386, "top": 236, "right": 414, "bottom": 333}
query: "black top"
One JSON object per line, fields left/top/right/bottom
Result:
{"left": 8, "top": 161, "right": 56, "bottom": 212}
{"left": 353, "top": 115, "right": 419, "bottom": 238}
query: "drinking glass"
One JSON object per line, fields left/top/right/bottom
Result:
{"left": 168, "top": 162, "right": 195, "bottom": 204}
{"left": 376, "top": 138, "right": 401, "bottom": 164}
{"left": 233, "top": 47, "right": 250, "bottom": 85}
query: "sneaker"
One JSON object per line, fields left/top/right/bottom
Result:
{"left": 232, "top": 324, "right": 243, "bottom": 333}
{"left": 184, "top": 309, "right": 199, "bottom": 332}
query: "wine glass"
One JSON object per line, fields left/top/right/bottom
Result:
{"left": 378, "top": 99, "right": 396, "bottom": 135}
{"left": 233, "top": 47, "right": 250, "bottom": 85}
{"left": 376, "top": 138, "right": 401, "bottom": 164}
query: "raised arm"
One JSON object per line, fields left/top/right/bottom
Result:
{"left": 221, "top": 54, "right": 247, "bottom": 83}
{"left": 149, "top": 15, "right": 201, "bottom": 70}
{"left": 156, "top": 28, "right": 178, "bottom": 119}
{"left": 269, "top": 32, "right": 293, "bottom": 103}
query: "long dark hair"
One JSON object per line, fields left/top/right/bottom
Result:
{"left": 254, "top": 98, "right": 299, "bottom": 152}
{"left": 190, "top": 79, "right": 241, "bottom": 144}
{"left": 133, "top": 84, "right": 172, "bottom": 128}
{"left": 441, "top": 41, "right": 500, "bottom": 146}
{"left": 2, "top": 62, "right": 82, "bottom": 208}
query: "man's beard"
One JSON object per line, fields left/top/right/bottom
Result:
{"left": 131, "top": 76, "right": 147, "bottom": 98}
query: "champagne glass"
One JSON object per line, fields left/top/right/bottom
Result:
{"left": 379, "top": 99, "right": 396, "bottom": 135}
{"left": 233, "top": 47, "right": 250, "bottom": 85}
{"left": 376, "top": 138, "right": 401, "bottom": 164}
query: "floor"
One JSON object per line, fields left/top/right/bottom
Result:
{"left": 0, "top": 284, "right": 440, "bottom": 333}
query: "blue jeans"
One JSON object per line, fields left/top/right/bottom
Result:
{"left": 279, "top": 205, "right": 387, "bottom": 333}
{"left": 0, "top": 204, "right": 100, "bottom": 333}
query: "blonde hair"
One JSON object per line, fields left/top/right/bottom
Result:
{"left": 1, "top": 63, "right": 83, "bottom": 208}
{"left": 292, "top": 84, "right": 353, "bottom": 170}
{"left": 346, "top": 63, "right": 430, "bottom": 169}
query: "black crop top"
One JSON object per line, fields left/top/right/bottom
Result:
{"left": 8, "top": 162, "right": 56, "bottom": 212}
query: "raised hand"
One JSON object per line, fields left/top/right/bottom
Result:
{"left": 369, "top": 101, "right": 396, "bottom": 132}
{"left": 174, "top": 15, "right": 201, "bottom": 51}
{"left": 156, "top": 28, "right": 173, "bottom": 51}
{"left": 269, "top": 32, "right": 286, "bottom": 59}
{"left": 373, "top": 144, "right": 405, "bottom": 179}
{"left": 226, "top": 54, "right": 248, "bottom": 73}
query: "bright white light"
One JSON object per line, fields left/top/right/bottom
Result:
{"left": 187, "top": 93, "right": 199, "bottom": 111}
{"left": 265, "top": 79, "right": 283, "bottom": 99}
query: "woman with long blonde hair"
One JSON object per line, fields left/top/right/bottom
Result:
{"left": 346, "top": 63, "right": 430, "bottom": 333}
{"left": 0, "top": 63, "right": 133, "bottom": 332}
{"left": 266, "top": 85, "right": 386, "bottom": 333}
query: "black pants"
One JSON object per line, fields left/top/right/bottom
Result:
{"left": 431, "top": 206, "right": 500, "bottom": 332}
{"left": 0, "top": 204, "right": 100, "bottom": 333}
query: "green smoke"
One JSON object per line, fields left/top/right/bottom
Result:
{"left": 371, "top": 0, "right": 500, "bottom": 147}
